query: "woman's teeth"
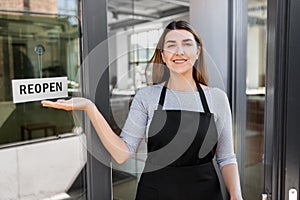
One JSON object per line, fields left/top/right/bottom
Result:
{"left": 173, "top": 59, "right": 186, "bottom": 63}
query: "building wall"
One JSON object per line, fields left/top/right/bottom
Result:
{"left": 0, "top": 0, "right": 24, "bottom": 10}
{"left": 29, "top": 0, "right": 57, "bottom": 13}
{"left": 0, "top": 0, "right": 57, "bottom": 13}
{"left": 0, "top": 135, "right": 86, "bottom": 200}
{"left": 190, "top": 0, "right": 229, "bottom": 92}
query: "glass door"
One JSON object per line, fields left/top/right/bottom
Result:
{"left": 0, "top": 10, "right": 87, "bottom": 200}
{"left": 244, "top": 0, "right": 267, "bottom": 199}
{"left": 233, "top": 0, "right": 268, "bottom": 199}
{"left": 107, "top": 0, "right": 189, "bottom": 199}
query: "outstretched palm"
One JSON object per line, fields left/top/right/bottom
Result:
{"left": 41, "top": 97, "right": 91, "bottom": 111}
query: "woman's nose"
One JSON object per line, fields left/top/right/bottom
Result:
{"left": 175, "top": 45, "right": 184, "bottom": 55}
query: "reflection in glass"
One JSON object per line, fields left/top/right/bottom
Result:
{"left": 0, "top": 10, "right": 86, "bottom": 200}
{"left": 245, "top": 0, "right": 267, "bottom": 199}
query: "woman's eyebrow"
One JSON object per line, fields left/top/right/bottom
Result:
{"left": 182, "top": 39, "right": 193, "bottom": 42}
{"left": 165, "top": 40, "right": 176, "bottom": 44}
{"left": 165, "top": 39, "right": 194, "bottom": 43}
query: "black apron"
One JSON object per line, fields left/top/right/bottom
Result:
{"left": 135, "top": 80, "right": 224, "bottom": 200}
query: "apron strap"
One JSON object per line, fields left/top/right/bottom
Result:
{"left": 157, "top": 80, "right": 168, "bottom": 110}
{"left": 157, "top": 79, "right": 211, "bottom": 113}
{"left": 195, "top": 82, "right": 211, "bottom": 113}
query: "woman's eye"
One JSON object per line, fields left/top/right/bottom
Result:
{"left": 167, "top": 44, "right": 175, "bottom": 48}
{"left": 184, "top": 43, "right": 193, "bottom": 46}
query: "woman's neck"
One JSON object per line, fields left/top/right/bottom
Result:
{"left": 167, "top": 74, "right": 197, "bottom": 91}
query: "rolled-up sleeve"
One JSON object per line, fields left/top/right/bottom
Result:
{"left": 214, "top": 90, "right": 237, "bottom": 169}
{"left": 120, "top": 90, "right": 148, "bottom": 154}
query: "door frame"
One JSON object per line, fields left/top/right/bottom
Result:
{"left": 81, "top": 0, "right": 112, "bottom": 199}
{"left": 264, "top": 0, "right": 286, "bottom": 198}
{"left": 282, "top": 0, "right": 300, "bottom": 197}
{"left": 265, "top": 0, "right": 300, "bottom": 199}
{"left": 230, "top": 0, "right": 248, "bottom": 191}
{"left": 231, "top": 0, "right": 282, "bottom": 198}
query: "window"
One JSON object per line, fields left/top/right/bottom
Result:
{"left": 0, "top": 11, "right": 81, "bottom": 146}
{"left": 129, "top": 29, "right": 162, "bottom": 89}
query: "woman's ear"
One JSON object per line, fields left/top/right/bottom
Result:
{"left": 161, "top": 51, "right": 166, "bottom": 63}
{"left": 197, "top": 46, "right": 201, "bottom": 57}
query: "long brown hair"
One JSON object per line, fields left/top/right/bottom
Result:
{"left": 147, "top": 20, "right": 208, "bottom": 85}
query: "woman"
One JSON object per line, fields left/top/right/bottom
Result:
{"left": 42, "top": 20, "right": 243, "bottom": 200}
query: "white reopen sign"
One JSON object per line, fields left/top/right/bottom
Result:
{"left": 12, "top": 77, "right": 68, "bottom": 103}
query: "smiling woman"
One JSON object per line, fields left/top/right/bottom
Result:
{"left": 161, "top": 29, "right": 200, "bottom": 85}
{"left": 150, "top": 21, "right": 208, "bottom": 86}
{"left": 42, "top": 20, "right": 243, "bottom": 200}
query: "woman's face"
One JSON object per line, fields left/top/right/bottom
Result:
{"left": 161, "top": 29, "right": 200, "bottom": 77}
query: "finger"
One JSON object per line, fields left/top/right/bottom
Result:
{"left": 41, "top": 100, "right": 51, "bottom": 104}
{"left": 41, "top": 100, "right": 54, "bottom": 106}
{"left": 45, "top": 100, "right": 74, "bottom": 110}
{"left": 43, "top": 103, "right": 71, "bottom": 110}
{"left": 41, "top": 101, "right": 58, "bottom": 108}
{"left": 57, "top": 99, "right": 67, "bottom": 103}
{"left": 41, "top": 101, "right": 63, "bottom": 108}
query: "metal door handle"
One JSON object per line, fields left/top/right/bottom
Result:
{"left": 262, "top": 194, "right": 267, "bottom": 200}
{"left": 289, "top": 188, "right": 297, "bottom": 200}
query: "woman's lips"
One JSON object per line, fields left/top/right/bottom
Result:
{"left": 173, "top": 59, "right": 187, "bottom": 64}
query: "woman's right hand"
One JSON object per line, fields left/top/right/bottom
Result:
{"left": 41, "top": 97, "right": 93, "bottom": 111}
